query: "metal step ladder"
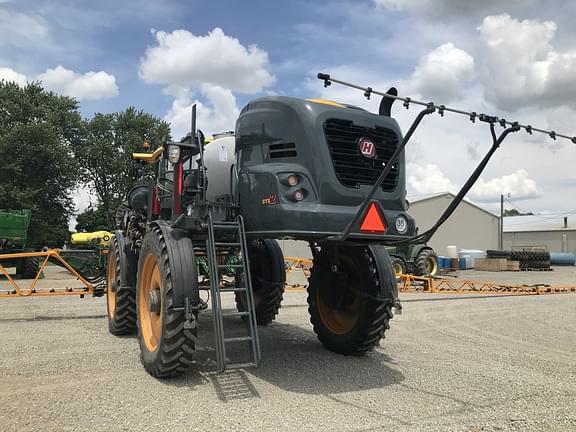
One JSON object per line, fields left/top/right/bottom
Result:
{"left": 205, "top": 213, "right": 261, "bottom": 372}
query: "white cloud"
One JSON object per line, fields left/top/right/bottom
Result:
{"left": 407, "top": 163, "right": 457, "bottom": 195}
{"left": 0, "top": 66, "right": 27, "bottom": 86}
{"left": 404, "top": 43, "right": 474, "bottom": 101}
{"left": 139, "top": 27, "right": 275, "bottom": 93}
{"left": 469, "top": 169, "right": 540, "bottom": 202}
{"left": 477, "top": 14, "right": 576, "bottom": 111}
{"left": 164, "top": 84, "right": 239, "bottom": 138}
{"left": 37, "top": 65, "right": 118, "bottom": 101}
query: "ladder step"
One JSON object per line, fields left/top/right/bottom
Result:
{"left": 219, "top": 287, "right": 247, "bottom": 293}
{"left": 214, "top": 242, "right": 241, "bottom": 247}
{"left": 217, "top": 264, "right": 244, "bottom": 269}
{"left": 223, "top": 311, "right": 250, "bottom": 318}
{"left": 226, "top": 362, "right": 258, "bottom": 369}
{"left": 224, "top": 336, "right": 253, "bottom": 343}
{"left": 212, "top": 225, "right": 239, "bottom": 231}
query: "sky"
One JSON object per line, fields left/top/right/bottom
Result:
{"left": 1, "top": 0, "right": 575, "bottom": 220}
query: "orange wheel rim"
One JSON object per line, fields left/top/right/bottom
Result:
{"left": 107, "top": 249, "right": 116, "bottom": 319}
{"left": 316, "top": 285, "right": 361, "bottom": 335}
{"left": 139, "top": 253, "right": 163, "bottom": 352}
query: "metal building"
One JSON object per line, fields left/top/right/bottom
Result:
{"left": 503, "top": 215, "right": 576, "bottom": 252}
{"left": 408, "top": 192, "right": 499, "bottom": 254}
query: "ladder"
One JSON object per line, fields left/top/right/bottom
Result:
{"left": 205, "top": 213, "right": 261, "bottom": 372}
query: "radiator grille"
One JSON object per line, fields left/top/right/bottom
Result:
{"left": 323, "top": 119, "right": 400, "bottom": 190}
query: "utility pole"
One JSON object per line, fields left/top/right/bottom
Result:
{"left": 499, "top": 194, "right": 504, "bottom": 250}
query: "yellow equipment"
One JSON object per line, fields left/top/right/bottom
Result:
{"left": 70, "top": 231, "right": 113, "bottom": 248}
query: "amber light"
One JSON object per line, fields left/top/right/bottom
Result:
{"left": 287, "top": 174, "right": 299, "bottom": 187}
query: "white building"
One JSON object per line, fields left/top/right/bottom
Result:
{"left": 503, "top": 215, "right": 576, "bottom": 252}
{"left": 408, "top": 192, "right": 499, "bottom": 253}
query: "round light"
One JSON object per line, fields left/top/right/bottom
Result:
{"left": 167, "top": 145, "right": 181, "bottom": 164}
{"left": 287, "top": 174, "right": 299, "bottom": 187}
{"left": 395, "top": 216, "right": 408, "bottom": 234}
{"left": 293, "top": 189, "right": 305, "bottom": 202}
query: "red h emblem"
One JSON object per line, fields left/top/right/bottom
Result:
{"left": 358, "top": 138, "right": 376, "bottom": 159}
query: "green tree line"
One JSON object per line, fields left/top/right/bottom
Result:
{"left": 0, "top": 80, "right": 170, "bottom": 248}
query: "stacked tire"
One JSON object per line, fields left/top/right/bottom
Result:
{"left": 510, "top": 250, "right": 550, "bottom": 270}
{"left": 486, "top": 250, "right": 550, "bottom": 270}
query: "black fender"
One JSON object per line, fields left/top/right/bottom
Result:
{"left": 113, "top": 230, "right": 138, "bottom": 291}
{"left": 150, "top": 221, "right": 199, "bottom": 309}
{"left": 368, "top": 245, "right": 398, "bottom": 305}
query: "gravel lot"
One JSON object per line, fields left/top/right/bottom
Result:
{"left": 1, "top": 266, "right": 575, "bottom": 431}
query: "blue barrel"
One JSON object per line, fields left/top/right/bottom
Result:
{"left": 438, "top": 256, "right": 449, "bottom": 269}
{"left": 550, "top": 252, "right": 576, "bottom": 266}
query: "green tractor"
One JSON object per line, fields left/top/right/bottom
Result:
{"left": 0, "top": 209, "right": 39, "bottom": 278}
{"left": 388, "top": 244, "right": 438, "bottom": 276}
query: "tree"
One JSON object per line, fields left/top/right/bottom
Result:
{"left": 75, "top": 206, "right": 109, "bottom": 232}
{"left": 0, "top": 81, "right": 81, "bottom": 247}
{"left": 74, "top": 108, "right": 170, "bottom": 228}
{"left": 503, "top": 209, "right": 534, "bottom": 217}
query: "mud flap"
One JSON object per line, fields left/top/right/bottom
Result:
{"left": 368, "top": 245, "right": 402, "bottom": 314}
{"left": 114, "top": 230, "right": 137, "bottom": 292}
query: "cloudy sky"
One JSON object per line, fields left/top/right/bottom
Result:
{"left": 1, "top": 0, "right": 575, "bottom": 217}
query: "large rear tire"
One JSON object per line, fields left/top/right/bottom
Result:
{"left": 136, "top": 225, "right": 197, "bottom": 378}
{"left": 235, "top": 239, "right": 285, "bottom": 325}
{"left": 107, "top": 231, "right": 137, "bottom": 335}
{"left": 307, "top": 246, "right": 394, "bottom": 355}
{"left": 414, "top": 248, "right": 438, "bottom": 276}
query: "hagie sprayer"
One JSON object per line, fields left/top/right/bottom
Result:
{"left": 107, "top": 73, "right": 575, "bottom": 377}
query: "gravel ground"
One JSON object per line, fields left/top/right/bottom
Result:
{"left": 1, "top": 266, "right": 575, "bottom": 431}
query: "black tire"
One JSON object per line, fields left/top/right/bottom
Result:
{"left": 107, "top": 231, "right": 138, "bottom": 335}
{"left": 391, "top": 255, "right": 407, "bottom": 275}
{"left": 17, "top": 256, "right": 40, "bottom": 279}
{"left": 136, "top": 225, "right": 197, "bottom": 378}
{"left": 529, "top": 260, "right": 550, "bottom": 269}
{"left": 486, "top": 250, "right": 511, "bottom": 259}
{"left": 235, "top": 239, "right": 285, "bottom": 325}
{"left": 414, "top": 248, "right": 439, "bottom": 276}
{"left": 307, "top": 246, "right": 394, "bottom": 355}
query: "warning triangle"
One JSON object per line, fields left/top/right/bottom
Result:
{"left": 360, "top": 202, "right": 387, "bottom": 233}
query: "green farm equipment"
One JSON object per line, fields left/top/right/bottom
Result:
{"left": 105, "top": 71, "right": 561, "bottom": 378}
{"left": 0, "top": 209, "right": 39, "bottom": 278}
{"left": 388, "top": 244, "right": 438, "bottom": 276}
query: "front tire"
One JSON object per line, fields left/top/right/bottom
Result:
{"left": 107, "top": 231, "right": 137, "bottom": 335}
{"left": 136, "top": 225, "right": 197, "bottom": 378}
{"left": 307, "top": 246, "right": 394, "bottom": 355}
{"left": 17, "top": 256, "right": 40, "bottom": 279}
{"left": 391, "top": 255, "right": 407, "bottom": 276}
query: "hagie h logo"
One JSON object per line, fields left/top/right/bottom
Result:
{"left": 358, "top": 137, "right": 376, "bottom": 159}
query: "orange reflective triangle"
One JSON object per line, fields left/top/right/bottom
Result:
{"left": 360, "top": 202, "right": 387, "bottom": 233}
